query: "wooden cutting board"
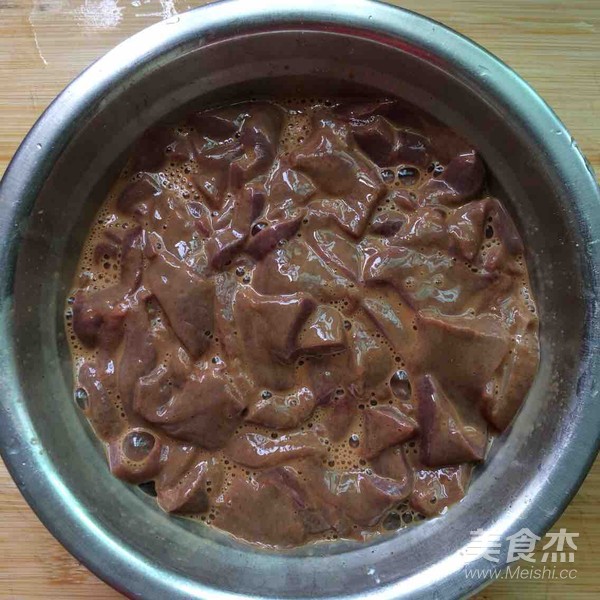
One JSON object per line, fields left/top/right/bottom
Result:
{"left": 0, "top": 1, "right": 598, "bottom": 597}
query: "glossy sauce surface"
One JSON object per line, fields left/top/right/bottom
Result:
{"left": 66, "top": 98, "right": 539, "bottom": 547}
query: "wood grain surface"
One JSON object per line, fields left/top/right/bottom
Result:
{"left": 0, "top": 0, "right": 598, "bottom": 598}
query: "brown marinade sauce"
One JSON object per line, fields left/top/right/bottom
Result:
{"left": 65, "top": 98, "right": 539, "bottom": 547}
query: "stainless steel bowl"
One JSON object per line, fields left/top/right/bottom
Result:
{"left": 0, "top": 1, "right": 598, "bottom": 598}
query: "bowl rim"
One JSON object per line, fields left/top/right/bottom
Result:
{"left": 0, "top": 1, "right": 599, "bottom": 598}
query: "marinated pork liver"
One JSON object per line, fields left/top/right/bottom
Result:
{"left": 66, "top": 98, "right": 539, "bottom": 547}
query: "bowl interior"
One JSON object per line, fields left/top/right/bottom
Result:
{"left": 2, "top": 4, "right": 599, "bottom": 599}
